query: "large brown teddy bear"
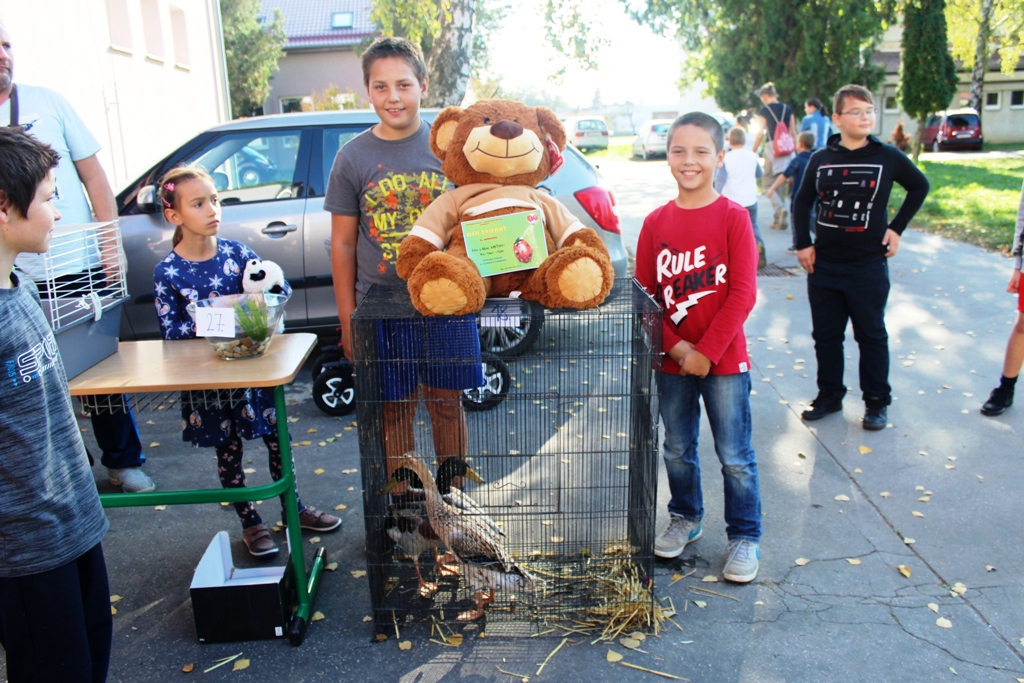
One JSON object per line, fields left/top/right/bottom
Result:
{"left": 396, "top": 99, "right": 615, "bottom": 316}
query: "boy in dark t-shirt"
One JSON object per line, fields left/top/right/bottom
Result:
{"left": 0, "top": 128, "right": 112, "bottom": 682}
{"left": 324, "top": 37, "right": 482, "bottom": 501}
{"left": 793, "top": 84, "right": 929, "bottom": 430}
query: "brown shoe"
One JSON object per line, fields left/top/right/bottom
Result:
{"left": 242, "top": 523, "right": 279, "bottom": 557}
{"left": 297, "top": 506, "right": 342, "bottom": 532}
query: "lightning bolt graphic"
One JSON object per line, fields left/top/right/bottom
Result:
{"left": 670, "top": 290, "right": 715, "bottom": 325}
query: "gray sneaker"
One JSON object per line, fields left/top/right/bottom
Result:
{"left": 723, "top": 540, "right": 760, "bottom": 583}
{"left": 108, "top": 467, "right": 156, "bottom": 493}
{"left": 654, "top": 516, "right": 702, "bottom": 558}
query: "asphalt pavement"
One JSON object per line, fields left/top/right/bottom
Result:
{"left": 5, "top": 173, "right": 1024, "bottom": 682}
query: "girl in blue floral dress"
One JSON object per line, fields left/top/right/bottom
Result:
{"left": 152, "top": 167, "right": 340, "bottom": 557}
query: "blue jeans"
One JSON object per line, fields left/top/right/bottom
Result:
{"left": 90, "top": 401, "right": 145, "bottom": 469}
{"left": 657, "top": 371, "right": 761, "bottom": 542}
{"left": 743, "top": 204, "right": 764, "bottom": 249}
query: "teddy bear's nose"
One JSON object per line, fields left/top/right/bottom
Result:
{"left": 490, "top": 120, "right": 523, "bottom": 140}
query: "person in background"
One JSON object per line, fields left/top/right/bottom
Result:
{"left": 0, "top": 21, "right": 153, "bottom": 494}
{"left": 635, "top": 112, "right": 762, "bottom": 584}
{"left": 715, "top": 126, "right": 766, "bottom": 268}
{"left": 801, "top": 98, "right": 829, "bottom": 150}
{"left": 752, "top": 82, "right": 797, "bottom": 233}
{"left": 979, "top": 181, "right": 1024, "bottom": 416}
{"left": 766, "top": 131, "right": 816, "bottom": 254}
{"left": 0, "top": 127, "right": 112, "bottom": 683}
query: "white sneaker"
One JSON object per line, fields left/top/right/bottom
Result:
{"left": 108, "top": 467, "right": 156, "bottom": 493}
{"left": 654, "top": 516, "right": 702, "bottom": 558}
{"left": 723, "top": 540, "right": 760, "bottom": 583}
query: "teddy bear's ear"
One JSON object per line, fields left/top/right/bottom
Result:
{"left": 430, "top": 106, "right": 463, "bottom": 160}
{"left": 535, "top": 107, "right": 566, "bottom": 151}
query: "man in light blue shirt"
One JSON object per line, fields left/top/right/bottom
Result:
{"left": 801, "top": 98, "right": 829, "bottom": 151}
{"left": 0, "top": 21, "right": 154, "bottom": 494}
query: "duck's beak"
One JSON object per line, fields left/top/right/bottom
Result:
{"left": 380, "top": 475, "right": 400, "bottom": 495}
{"left": 464, "top": 465, "right": 485, "bottom": 484}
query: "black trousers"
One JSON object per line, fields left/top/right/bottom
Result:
{"left": 807, "top": 255, "right": 891, "bottom": 406}
{"left": 0, "top": 543, "right": 112, "bottom": 683}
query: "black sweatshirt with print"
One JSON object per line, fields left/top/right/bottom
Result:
{"left": 792, "top": 133, "right": 930, "bottom": 261}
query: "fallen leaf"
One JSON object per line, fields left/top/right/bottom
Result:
{"left": 795, "top": 558, "right": 810, "bottom": 566}
{"left": 629, "top": 631, "right": 647, "bottom": 641}
{"left": 551, "top": 536, "right": 564, "bottom": 543}
{"left": 182, "top": 663, "right": 194, "bottom": 673}
{"left": 447, "top": 634, "right": 464, "bottom": 646}
{"left": 297, "top": 440, "right": 312, "bottom": 446}
{"left": 314, "top": 468, "right": 325, "bottom": 475}
{"left": 951, "top": 582, "right": 966, "bottom": 596}
{"left": 671, "top": 573, "right": 683, "bottom": 581}
{"left": 287, "top": 416, "right": 300, "bottom": 423}
{"left": 334, "top": 504, "right": 347, "bottom": 511}
{"left": 620, "top": 637, "right": 641, "bottom": 649}
{"left": 374, "top": 634, "right": 387, "bottom": 642}
{"left": 351, "top": 570, "right": 366, "bottom": 578}
{"left": 854, "top": 468, "right": 862, "bottom": 474}
{"left": 615, "top": 465, "right": 629, "bottom": 471}
{"left": 834, "top": 494, "right": 850, "bottom": 502}
{"left": 398, "top": 640, "right": 412, "bottom": 650}
{"left": 362, "top": 616, "right": 373, "bottom": 622}
{"left": 309, "top": 536, "right": 321, "bottom": 544}
{"left": 918, "top": 496, "right": 931, "bottom": 502}
{"left": 541, "top": 520, "right": 553, "bottom": 526}
{"left": 846, "top": 558, "right": 862, "bottom": 565}
{"left": 945, "top": 464, "right": 956, "bottom": 470}
{"left": 903, "top": 537, "right": 915, "bottom": 545}
{"left": 616, "top": 432, "right": 627, "bottom": 437}
{"left": 928, "top": 603, "right": 939, "bottom": 613}
{"left": 342, "top": 468, "right": 358, "bottom": 474}
{"left": 325, "top": 562, "right": 338, "bottom": 571}
{"left": 148, "top": 442, "right": 160, "bottom": 448}
{"left": 880, "top": 491, "right": 891, "bottom": 499}
{"left": 111, "top": 606, "right": 117, "bottom": 615}
{"left": 858, "top": 445, "right": 872, "bottom": 455}
{"left": 606, "top": 649, "right": 623, "bottom": 663}
{"left": 912, "top": 511, "right": 925, "bottom": 518}
{"left": 307, "top": 428, "right": 317, "bottom": 433}
{"left": 797, "top": 452, "right": 806, "bottom": 459}
{"left": 936, "top": 617, "right": 952, "bottom": 629}
{"left": 701, "top": 575, "right": 718, "bottom": 583}
{"left": 243, "top": 467, "right": 257, "bottom": 474}
{"left": 694, "top": 600, "right": 707, "bottom": 609}
{"left": 915, "top": 485, "right": 925, "bottom": 491}
{"left": 311, "top": 611, "right": 325, "bottom": 622}
{"left": 897, "top": 565, "right": 911, "bottom": 578}
{"left": 232, "top": 659, "right": 250, "bottom": 671}
{"left": 110, "top": 595, "right": 122, "bottom": 603}
{"left": 154, "top": 505, "right": 167, "bottom": 511}
{"left": 986, "top": 565, "right": 996, "bottom": 572}
{"left": 317, "top": 442, "right": 326, "bottom": 447}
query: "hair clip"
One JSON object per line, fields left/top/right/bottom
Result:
{"left": 161, "top": 197, "right": 171, "bottom": 208}
{"left": 164, "top": 182, "right": 175, "bottom": 191}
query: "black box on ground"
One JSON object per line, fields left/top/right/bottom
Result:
{"left": 190, "top": 531, "right": 290, "bottom": 644}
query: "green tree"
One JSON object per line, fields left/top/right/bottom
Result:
{"left": 628, "top": 0, "right": 898, "bottom": 114}
{"left": 946, "top": 0, "right": 1024, "bottom": 113}
{"left": 221, "top": 0, "right": 286, "bottom": 117}
{"left": 370, "top": 0, "right": 507, "bottom": 106}
{"left": 900, "top": 0, "right": 960, "bottom": 162}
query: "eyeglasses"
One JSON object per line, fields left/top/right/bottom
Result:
{"left": 839, "top": 108, "right": 877, "bottom": 118}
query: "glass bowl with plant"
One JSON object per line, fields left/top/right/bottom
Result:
{"left": 187, "top": 292, "right": 289, "bottom": 360}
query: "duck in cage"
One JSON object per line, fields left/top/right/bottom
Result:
{"left": 386, "top": 452, "right": 540, "bottom": 621}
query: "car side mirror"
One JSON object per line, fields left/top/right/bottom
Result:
{"left": 137, "top": 185, "right": 159, "bottom": 214}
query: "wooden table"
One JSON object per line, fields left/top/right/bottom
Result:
{"left": 68, "top": 333, "right": 324, "bottom": 645}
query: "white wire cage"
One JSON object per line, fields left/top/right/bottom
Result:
{"left": 36, "top": 220, "right": 129, "bottom": 379}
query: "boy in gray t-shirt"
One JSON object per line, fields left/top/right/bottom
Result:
{"left": 0, "top": 128, "right": 112, "bottom": 682}
{"left": 324, "top": 37, "right": 482, "bottom": 518}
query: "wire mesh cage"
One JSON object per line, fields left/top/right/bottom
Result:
{"left": 352, "top": 279, "right": 663, "bottom": 636}
{"left": 36, "top": 220, "right": 128, "bottom": 379}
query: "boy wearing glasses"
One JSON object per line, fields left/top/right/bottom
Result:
{"left": 793, "top": 84, "right": 929, "bottom": 430}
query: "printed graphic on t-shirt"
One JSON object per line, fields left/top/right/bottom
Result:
{"left": 652, "top": 243, "right": 728, "bottom": 325}
{"left": 364, "top": 168, "right": 448, "bottom": 274}
{"left": 815, "top": 164, "right": 882, "bottom": 232}
{"left": 7, "top": 330, "right": 60, "bottom": 387}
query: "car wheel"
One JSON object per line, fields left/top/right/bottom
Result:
{"left": 238, "top": 164, "right": 263, "bottom": 187}
{"left": 931, "top": 140, "right": 940, "bottom": 153}
{"left": 477, "top": 300, "right": 544, "bottom": 357}
{"left": 462, "top": 353, "right": 510, "bottom": 412}
{"left": 312, "top": 362, "right": 356, "bottom": 416}
{"left": 642, "top": 146, "right": 650, "bottom": 161}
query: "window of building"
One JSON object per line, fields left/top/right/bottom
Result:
{"left": 170, "top": 6, "right": 190, "bottom": 69}
{"left": 883, "top": 95, "right": 899, "bottom": 113}
{"left": 140, "top": 0, "right": 165, "bottom": 62}
{"left": 106, "top": 0, "right": 133, "bottom": 53}
{"left": 985, "top": 91, "right": 1000, "bottom": 109}
{"left": 332, "top": 12, "right": 354, "bottom": 28}
{"left": 280, "top": 97, "right": 306, "bottom": 114}
{"left": 1011, "top": 90, "right": 1024, "bottom": 108}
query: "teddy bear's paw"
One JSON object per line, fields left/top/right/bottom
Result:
{"left": 420, "top": 278, "right": 472, "bottom": 315}
{"left": 556, "top": 257, "right": 605, "bottom": 303}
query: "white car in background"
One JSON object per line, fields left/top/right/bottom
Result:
{"left": 562, "top": 117, "right": 610, "bottom": 152}
{"left": 632, "top": 119, "right": 674, "bottom": 160}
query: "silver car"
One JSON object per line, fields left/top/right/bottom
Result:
{"left": 115, "top": 110, "right": 627, "bottom": 340}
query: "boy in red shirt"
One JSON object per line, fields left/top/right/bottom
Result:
{"left": 635, "top": 112, "right": 762, "bottom": 583}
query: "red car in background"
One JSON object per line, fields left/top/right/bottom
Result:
{"left": 922, "top": 108, "right": 983, "bottom": 152}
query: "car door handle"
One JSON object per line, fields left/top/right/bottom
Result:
{"left": 262, "top": 222, "right": 298, "bottom": 236}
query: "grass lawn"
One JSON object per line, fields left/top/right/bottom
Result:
{"left": 892, "top": 153, "right": 1024, "bottom": 254}
{"left": 578, "top": 136, "right": 635, "bottom": 162}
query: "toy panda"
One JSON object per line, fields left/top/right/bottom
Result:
{"left": 242, "top": 258, "right": 287, "bottom": 332}
{"left": 242, "top": 258, "right": 286, "bottom": 295}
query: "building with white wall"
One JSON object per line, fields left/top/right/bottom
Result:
{"left": 0, "top": 0, "right": 229, "bottom": 190}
